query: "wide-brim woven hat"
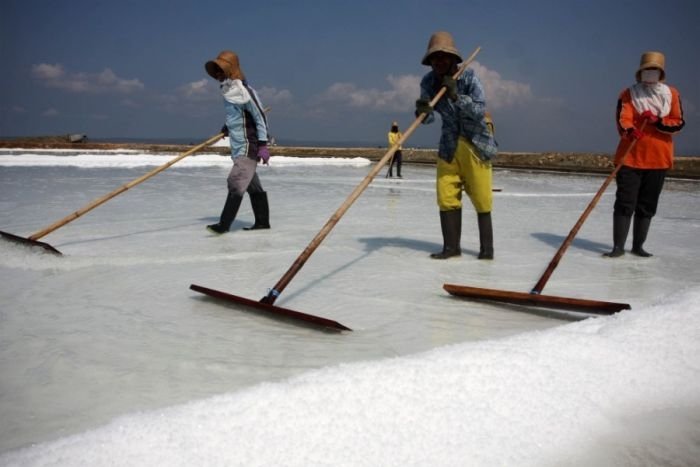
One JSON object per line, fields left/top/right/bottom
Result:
{"left": 421, "top": 31, "right": 463, "bottom": 66}
{"left": 205, "top": 50, "right": 245, "bottom": 80}
{"left": 636, "top": 51, "right": 665, "bottom": 82}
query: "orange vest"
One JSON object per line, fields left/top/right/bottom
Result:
{"left": 614, "top": 86, "right": 684, "bottom": 169}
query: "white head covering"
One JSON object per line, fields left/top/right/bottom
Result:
{"left": 220, "top": 79, "right": 251, "bottom": 104}
{"left": 629, "top": 82, "right": 671, "bottom": 118}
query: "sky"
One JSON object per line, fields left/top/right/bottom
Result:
{"left": 0, "top": 152, "right": 699, "bottom": 464}
{"left": 1, "top": 0, "right": 699, "bottom": 154}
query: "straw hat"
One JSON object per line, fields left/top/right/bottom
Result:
{"left": 636, "top": 51, "right": 665, "bottom": 82}
{"left": 205, "top": 50, "right": 245, "bottom": 80}
{"left": 421, "top": 31, "right": 463, "bottom": 66}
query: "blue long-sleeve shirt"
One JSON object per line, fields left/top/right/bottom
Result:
{"left": 420, "top": 68, "right": 497, "bottom": 162}
{"left": 221, "top": 80, "right": 268, "bottom": 159}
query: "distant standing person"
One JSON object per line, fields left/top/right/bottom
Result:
{"left": 604, "top": 51, "right": 685, "bottom": 258}
{"left": 386, "top": 121, "right": 403, "bottom": 178}
{"left": 204, "top": 50, "right": 271, "bottom": 234}
{"left": 415, "top": 31, "right": 498, "bottom": 259}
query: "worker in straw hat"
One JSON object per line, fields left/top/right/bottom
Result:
{"left": 604, "top": 51, "right": 685, "bottom": 258}
{"left": 204, "top": 50, "right": 272, "bottom": 234}
{"left": 415, "top": 31, "right": 497, "bottom": 260}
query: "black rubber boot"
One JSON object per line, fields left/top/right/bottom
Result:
{"left": 631, "top": 215, "right": 653, "bottom": 257}
{"left": 477, "top": 212, "right": 494, "bottom": 260}
{"left": 244, "top": 191, "right": 271, "bottom": 230}
{"left": 603, "top": 214, "right": 631, "bottom": 258}
{"left": 207, "top": 193, "right": 243, "bottom": 234}
{"left": 430, "top": 209, "right": 462, "bottom": 259}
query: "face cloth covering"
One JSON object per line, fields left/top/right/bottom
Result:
{"left": 640, "top": 69, "right": 661, "bottom": 84}
{"left": 631, "top": 70, "right": 671, "bottom": 117}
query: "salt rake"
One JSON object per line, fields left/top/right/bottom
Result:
{"left": 190, "top": 48, "right": 483, "bottom": 332}
{"left": 444, "top": 123, "right": 648, "bottom": 315}
{"left": 0, "top": 133, "right": 224, "bottom": 255}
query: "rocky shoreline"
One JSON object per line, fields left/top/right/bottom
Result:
{"left": 270, "top": 146, "right": 700, "bottom": 179}
{"left": 2, "top": 137, "right": 699, "bottom": 179}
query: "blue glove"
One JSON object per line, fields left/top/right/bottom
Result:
{"left": 258, "top": 144, "right": 270, "bottom": 165}
{"left": 220, "top": 124, "right": 229, "bottom": 137}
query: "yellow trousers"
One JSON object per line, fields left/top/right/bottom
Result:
{"left": 436, "top": 137, "right": 493, "bottom": 213}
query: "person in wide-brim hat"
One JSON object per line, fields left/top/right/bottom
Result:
{"left": 604, "top": 50, "right": 685, "bottom": 259}
{"left": 203, "top": 49, "right": 271, "bottom": 235}
{"left": 415, "top": 31, "right": 497, "bottom": 261}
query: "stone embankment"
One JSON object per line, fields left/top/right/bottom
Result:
{"left": 270, "top": 146, "right": 700, "bottom": 179}
{"left": 1, "top": 138, "right": 698, "bottom": 179}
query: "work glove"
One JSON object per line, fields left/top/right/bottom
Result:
{"left": 640, "top": 110, "right": 659, "bottom": 123}
{"left": 220, "top": 124, "right": 229, "bottom": 137}
{"left": 415, "top": 99, "right": 433, "bottom": 117}
{"left": 258, "top": 143, "right": 270, "bottom": 165}
{"left": 442, "top": 75, "right": 458, "bottom": 101}
{"left": 626, "top": 127, "right": 644, "bottom": 140}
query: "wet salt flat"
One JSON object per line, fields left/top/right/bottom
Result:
{"left": 0, "top": 149, "right": 699, "bottom": 465}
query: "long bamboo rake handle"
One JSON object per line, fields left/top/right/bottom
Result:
{"left": 28, "top": 133, "right": 224, "bottom": 240}
{"left": 530, "top": 120, "right": 647, "bottom": 295}
{"left": 261, "top": 47, "right": 482, "bottom": 304}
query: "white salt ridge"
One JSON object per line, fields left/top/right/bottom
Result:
{"left": 1, "top": 288, "right": 698, "bottom": 466}
{"left": 0, "top": 150, "right": 372, "bottom": 168}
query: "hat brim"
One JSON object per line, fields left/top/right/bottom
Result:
{"left": 205, "top": 60, "right": 223, "bottom": 79}
{"left": 421, "top": 50, "right": 463, "bottom": 66}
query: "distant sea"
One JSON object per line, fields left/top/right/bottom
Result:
{"left": 86, "top": 138, "right": 697, "bottom": 156}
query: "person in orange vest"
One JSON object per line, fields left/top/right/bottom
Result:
{"left": 605, "top": 51, "right": 685, "bottom": 258}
